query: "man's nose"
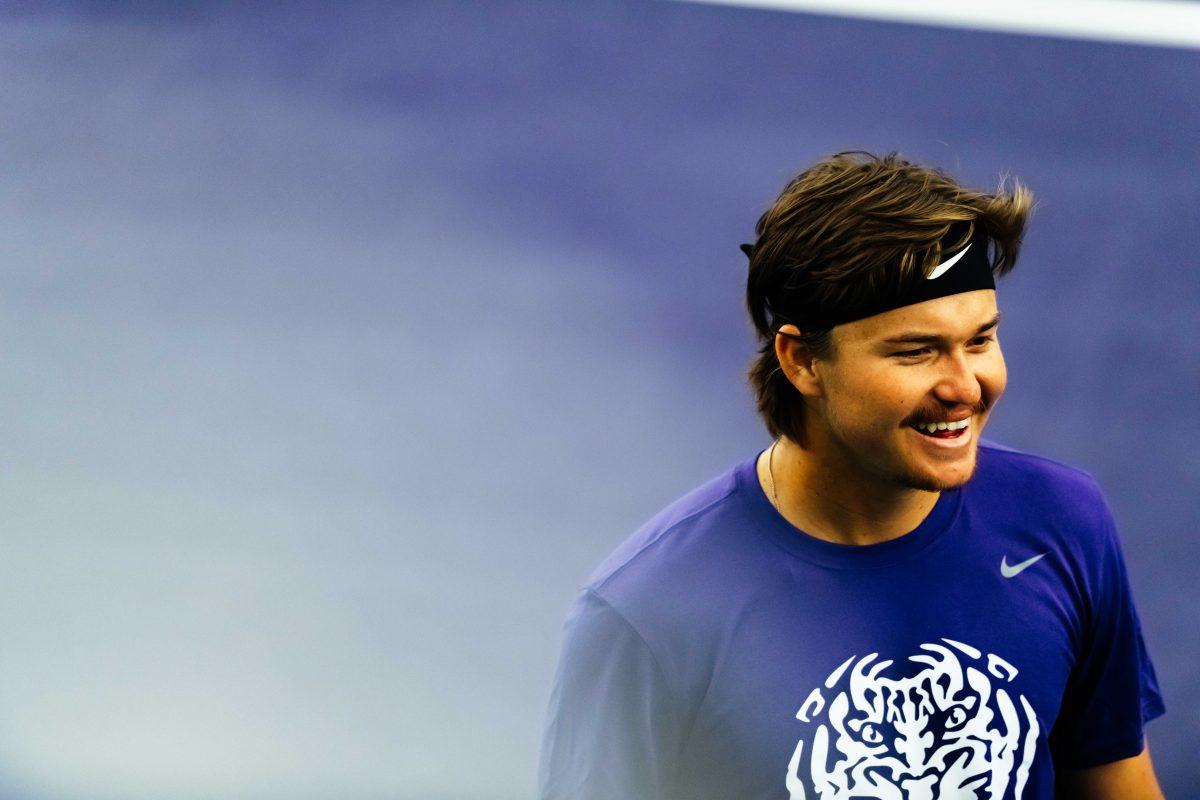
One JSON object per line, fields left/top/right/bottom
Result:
{"left": 932, "top": 350, "right": 982, "bottom": 408}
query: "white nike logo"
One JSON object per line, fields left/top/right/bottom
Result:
{"left": 926, "top": 242, "right": 972, "bottom": 280}
{"left": 1001, "top": 552, "right": 1047, "bottom": 578}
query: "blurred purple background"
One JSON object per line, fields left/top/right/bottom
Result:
{"left": 0, "top": 2, "right": 1195, "bottom": 797}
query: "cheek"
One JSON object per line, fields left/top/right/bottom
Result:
{"left": 854, "top": 368, "right": 921, "bottom": 420}
{"left": 828, "top": 363, "right": 924, "bottom": 424}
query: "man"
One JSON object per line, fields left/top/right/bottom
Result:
{"left": 538, "top": 151, "right": 1166, "bottom": 799}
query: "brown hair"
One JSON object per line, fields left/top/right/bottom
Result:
{"left": 744, "top": 150, "right": 1033, "bottom": 444}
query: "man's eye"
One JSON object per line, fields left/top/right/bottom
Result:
{"left": 894, "top": 336, "right": 994, "bottom": 359}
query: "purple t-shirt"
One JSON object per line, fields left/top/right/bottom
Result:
{"left": 539, "top": 440, "right": 1165, "bottom": 799}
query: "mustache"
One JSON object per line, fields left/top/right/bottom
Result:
{"left": 908, "top": 400, "right": 990, "bottom": 426}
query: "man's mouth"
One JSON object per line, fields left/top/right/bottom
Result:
{"left": 908, "top": 418, "right": 971, "bottom": 439}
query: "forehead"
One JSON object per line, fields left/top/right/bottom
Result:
{"left": 838, "top": 290, "right": 999, "bottom": 345}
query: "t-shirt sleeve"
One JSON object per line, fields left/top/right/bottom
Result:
{"left": 538, "top": 588, "right": 683, "bottom": 800}
{"left": 1049, "top": 492, "right": 1166, "bottom": 769}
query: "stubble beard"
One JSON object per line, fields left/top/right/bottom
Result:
{"left": 827, "top": 417, "right": 980, "bottom": 494}
{"left": 895, "top": 446, "right": 978, "bottom": 491}
{"left": 893, "top": 430, "right": 980, "bottom": 491}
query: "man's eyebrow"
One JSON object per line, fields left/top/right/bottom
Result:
{"left": 879, "top": 312, "right": 1002, "bottom": 346}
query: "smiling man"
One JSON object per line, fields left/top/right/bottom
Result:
{"left": 538, "top": 151, "right": 1166, "bottom": 799}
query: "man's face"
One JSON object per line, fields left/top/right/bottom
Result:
{"left": 808, "top": 289, "right": 1006, "bottom": 492}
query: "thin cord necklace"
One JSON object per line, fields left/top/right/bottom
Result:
{"left": 768, "top": 439, "right": 780, "bottom": 510}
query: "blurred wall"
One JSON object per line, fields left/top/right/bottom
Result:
{"left": 0, "top": 2, "right": 1195, "bottom": 798}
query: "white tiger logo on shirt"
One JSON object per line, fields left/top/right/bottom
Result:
{"left": 786, "top": 638, "right": 1039, "bottom": 799}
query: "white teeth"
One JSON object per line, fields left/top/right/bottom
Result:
{"left": 913, "top": 418, "right": 970, "bottom": 434}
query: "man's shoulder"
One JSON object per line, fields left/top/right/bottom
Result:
{"left": 975, "top": 438, "right": 1113, "bottom": 536}
{"left": 583, "top": 456, "right": 748, "bottom": 603}
{"left": 979, "top": 438, "right": 1103, "bottom": 495}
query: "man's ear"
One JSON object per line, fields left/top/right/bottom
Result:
{"left": 774, "top": 324, "right": 824, "bottom": 398}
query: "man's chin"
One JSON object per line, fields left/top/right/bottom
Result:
{"left": 900, "top": 454, "right": 978, "bottom": 492}
{"left": 893, "top": 428, "right": 980, "bottom": 491}
{"left": 900, "top": 473, "right": 969, "bottom": 492}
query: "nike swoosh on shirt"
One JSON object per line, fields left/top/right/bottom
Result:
{"left": 926, "top": 242, "right": 972, "bottom": 280}
{"left": 1001, "top": 552, "right": 1047, "bottom": 578}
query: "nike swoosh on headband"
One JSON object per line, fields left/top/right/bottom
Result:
{"left": 1000, "top": 552, "right": 1047, "bottom": 578}
{"left": 926, "top": 242, "right": 972, "bottom": 280}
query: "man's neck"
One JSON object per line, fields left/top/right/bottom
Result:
{"left": 756, "top": 435, "right": 939, "bottom": 547}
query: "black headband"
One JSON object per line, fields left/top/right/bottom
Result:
{"left": 743, "top": 223, "right": 995, "bottom": 332}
